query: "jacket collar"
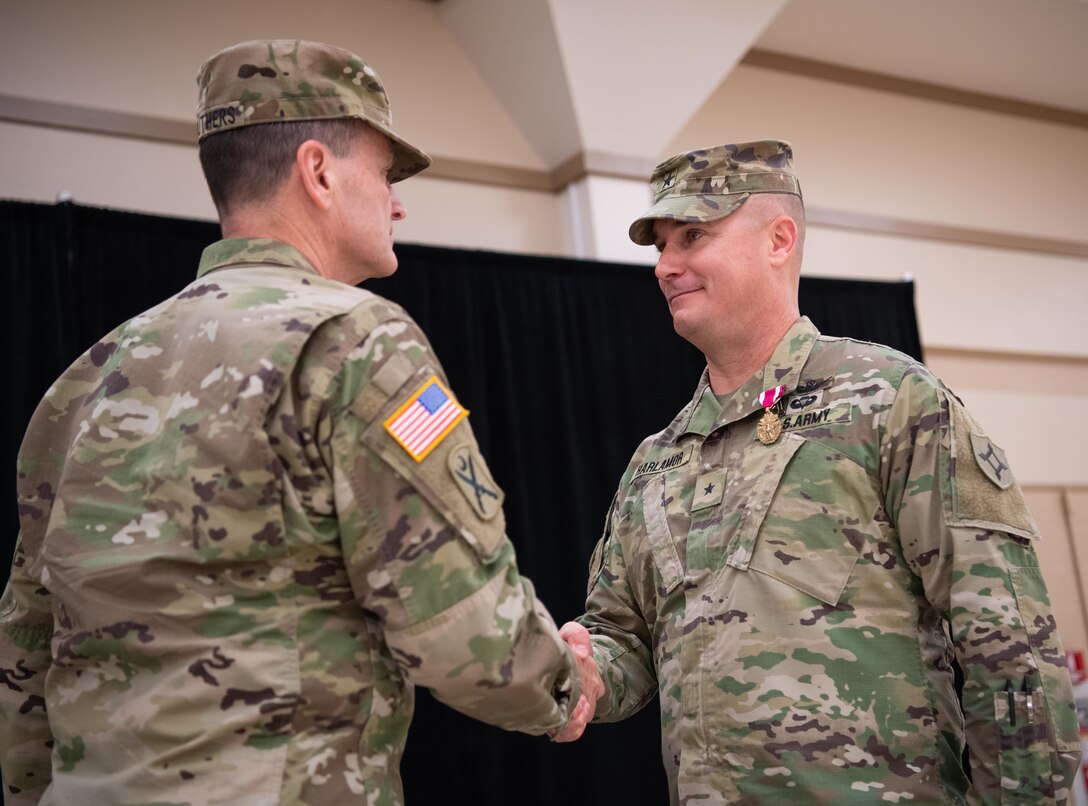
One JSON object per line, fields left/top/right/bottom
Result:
{"left": 196, "top": 238, "right": 319, "bottom": 279}
{"left": 678, "top": 317, "right": 820, "bottom": 438}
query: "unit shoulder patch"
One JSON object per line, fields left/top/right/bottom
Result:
{"left": 970, "top": 432, "right": 1014, "bottom": 490}
{"left": 946, "top": 401, "right": 1037, "bottom": 538}
{"left": 448, "top": 443, "right": 504, "bottom": 521}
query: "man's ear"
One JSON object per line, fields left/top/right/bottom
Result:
{"left": 296, "top": 139, "right": 336, "bottom": 212}
{"left": 767, "top": 214, "right": 799, "bottom": 268}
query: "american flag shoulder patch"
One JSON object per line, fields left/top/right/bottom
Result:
{"left": 383, "top": 376, "right": 468, "bottom": 462}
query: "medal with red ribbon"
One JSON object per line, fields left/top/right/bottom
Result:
{"left": 756, "top": 384, "right": 787, "bottom": 445}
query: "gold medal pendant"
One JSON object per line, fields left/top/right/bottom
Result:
{"left": 757, "top": 384, "right": 788, "bottom": 445}
{"left": 756, "top": 408, "right": 782, "bottom": 445}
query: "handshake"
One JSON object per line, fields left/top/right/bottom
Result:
{"left": 549, "top": 621, "right": 606, "bottom": 743}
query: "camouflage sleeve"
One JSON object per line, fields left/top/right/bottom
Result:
{"left": 0, "top": 535, "right": 55, "bottom": 803}
{"left": 320, "top": 309, "right": 580, "bottom": 735}
{"left": 578, "top": 495, "right": 658, "bottom": 722}
{"left": 883, "top": 366, "right": 1081, "bottom": 804}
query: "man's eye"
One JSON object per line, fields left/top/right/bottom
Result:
{"left": 685, "top": 229, "right": 702, "bottom": 243}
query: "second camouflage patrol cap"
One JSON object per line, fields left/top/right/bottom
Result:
{"left": 195, "top": 39, "right": 431, "bottom": 182}
{"left": 628, "top": 140, "right": 802, "bottom": 245}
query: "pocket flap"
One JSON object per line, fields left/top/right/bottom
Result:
{"left": 738, "top": 434, "right": 865, "bottom": 607}
{"left": 642, "top": 474, "right": 685, "bottom": 595}
{"left": 726, "top": 434, "right": 805, "bottom": 571}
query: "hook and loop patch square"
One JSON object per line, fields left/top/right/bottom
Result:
{"left": 692, "top": 470, "right": 726, "bottom": 512}
{"left": 383, "top": 375, "right": 468, "bottom": 462}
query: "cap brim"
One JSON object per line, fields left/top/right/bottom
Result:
{"left": 628, "top": 193, "right": 749, "bottom": 245}
{"left": 369, "top": 122, "right": 432, "bottom": 183}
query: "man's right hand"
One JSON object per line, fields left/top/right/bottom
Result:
{"left": 549, "top": 621, "right": 604, "bottom": 742}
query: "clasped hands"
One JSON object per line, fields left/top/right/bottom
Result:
{"left": 548, "top": 621, "right": 604, "bottom": 743}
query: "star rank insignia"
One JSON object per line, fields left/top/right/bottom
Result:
{"left": 692, "top": 470, "right": 726, "bottom": 512}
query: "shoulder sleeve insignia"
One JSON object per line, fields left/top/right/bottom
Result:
{"left": 447, "top": 443, "right": 504, "bottom": 520}
{"left": 970, "top": 432, "right": 1014, "bottom": 490}
{"left": 944, "top": 400, "right": 1037, "bottom": 538}
{"left": 383, "top": 376, "right": 468, "bottom": 462}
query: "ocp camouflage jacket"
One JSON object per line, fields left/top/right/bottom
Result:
{"left": 1, "top": 238, "right": 579, "bottom": 805}
{"left": 582, "top": 317, "right": 1079, "bottom": 805}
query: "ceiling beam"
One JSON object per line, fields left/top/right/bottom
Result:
{"left": 743, "top": 48, "right": 1088, "bottom": 130}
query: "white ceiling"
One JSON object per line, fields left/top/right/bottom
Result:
{"left": 437, "top": 0, "right": 1087, "bottom": 169}
{"left": 756, "top": 0, "right": 1088, "bottom": 113}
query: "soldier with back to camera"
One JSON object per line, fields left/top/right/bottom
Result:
{"left": 0, "top": 39, "right": 601, "bottom": 805}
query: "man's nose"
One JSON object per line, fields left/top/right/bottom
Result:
{"left": 654, "top": 246, "right": 681, "bottom": 281}
{"left": 391, "top": 190, "right": 406, "bottom": 221}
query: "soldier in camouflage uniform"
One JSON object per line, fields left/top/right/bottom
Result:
{"left": 0, "top": 39, "right": 601, "bottom": 804}
{"left": 571, "top": 140, "right": 1081, "bottom": 804}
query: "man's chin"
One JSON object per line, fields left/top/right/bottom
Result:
{"left": 360, "top": 255, "right": 399, "bottom": 283}
{"left": 669, "top": 310, "right": 710, "bottom": 349}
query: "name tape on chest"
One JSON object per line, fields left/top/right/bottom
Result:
{"left": 632, "top": 445, "right": 693, "bottom": 480}
{"left": 780, "top": 402, "right": 852, "bottom": 432}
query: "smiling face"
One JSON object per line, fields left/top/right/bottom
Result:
{"left": 651, "top": 194, "right": 804, "bottom": 365}
{"left": 651, "top": 204, "right": 767, "bottom": 351}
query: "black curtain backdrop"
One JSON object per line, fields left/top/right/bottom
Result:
{"left": 1, "top": 200, "right": 922, "bottom": 805}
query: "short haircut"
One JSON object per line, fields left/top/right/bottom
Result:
{"left": 199, "top": 119, "right": 366, "bottom": 216}
{"left": 778, "top": 193, "right": 806, "bottom": 244}
{"left": 746, "top": 192, "right": 807, "bottom": 245}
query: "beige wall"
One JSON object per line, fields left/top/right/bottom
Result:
{"left": 2, "top": 0, "right": 1086, "bottom": 654}
{"left": 671, "top": 65, "right": 1088, "bottom": 240}
{"left": 0, "top": 0, "right": 544, "bottom": 169}
{"left": 0, "top": 121, "right": 216, "bottom": 221}
{"left": 396, "top": 175, "right": 564, "bottom": 255}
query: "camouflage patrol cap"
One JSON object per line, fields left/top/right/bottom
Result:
{"left": 628, "top": 140, "right": 802, "bottom": 245}
{"left": 196, "top": 39, "right": 431, "bottom": 182}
